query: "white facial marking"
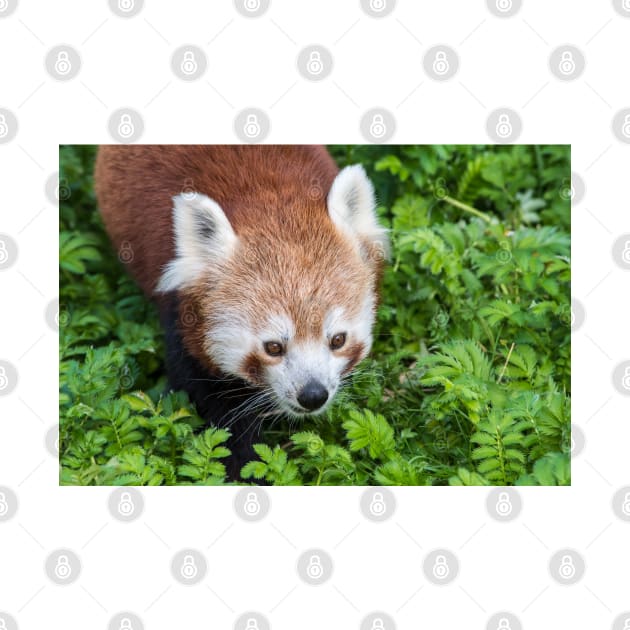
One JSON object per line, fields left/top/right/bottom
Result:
{"left": 205, "top": 314, "right": 258, "bottom": 377}
{"left": 259, "top": 314, "right": 295, "bottom": 344}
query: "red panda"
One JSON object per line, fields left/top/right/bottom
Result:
{"left": 94, "top": 145, "right": 388, "bottom": 480}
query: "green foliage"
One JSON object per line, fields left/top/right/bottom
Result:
{"left": 60, "top": 144, "right": 571, "bottom": 485}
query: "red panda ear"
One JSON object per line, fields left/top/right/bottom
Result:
{"left": 156, "top": 192, "right": 238, "bottom": 293}
{"left": 327, "top": 164, "right": 390, "bottom": 262}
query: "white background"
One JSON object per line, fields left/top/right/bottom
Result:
{"left": 0, "top": 0, "right": 629, "bottom": 628}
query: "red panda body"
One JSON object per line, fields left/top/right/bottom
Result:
{"left": 95, "top": 145, "right": 387, "bottom": 480}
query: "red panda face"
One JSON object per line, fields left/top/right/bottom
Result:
{"left": 157, "top": 164, "right": 389, "bottom": 416}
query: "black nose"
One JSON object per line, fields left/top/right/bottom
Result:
{"left": 297, "top": 379, "right": 329, "bottom": 411}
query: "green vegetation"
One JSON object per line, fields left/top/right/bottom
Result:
{"left": 59, "top": 144, "right": 570, "bottom": 485}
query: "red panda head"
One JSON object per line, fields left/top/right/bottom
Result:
{"left": 156, "top": 164, "right": 388, "bottom": 416}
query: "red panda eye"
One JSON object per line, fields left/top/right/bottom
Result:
{"left": 264, "top": 341, "right": 285, "bottom": 357}
{"left": 330, "top": 333, "right": 346, "bottom": 350}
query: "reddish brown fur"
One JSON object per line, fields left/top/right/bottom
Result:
{"left": 96, "top": 146, "right": 335, "bottom": 292}
{"left": 95, "top": 146, "right": 382, "bottom": 375}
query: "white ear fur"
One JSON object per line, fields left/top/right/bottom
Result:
{"left": 327, "top": 165, "right": 390, "bottom": 260}
{"left": 156, "top": 192, "right": 237, "bottom": 293}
